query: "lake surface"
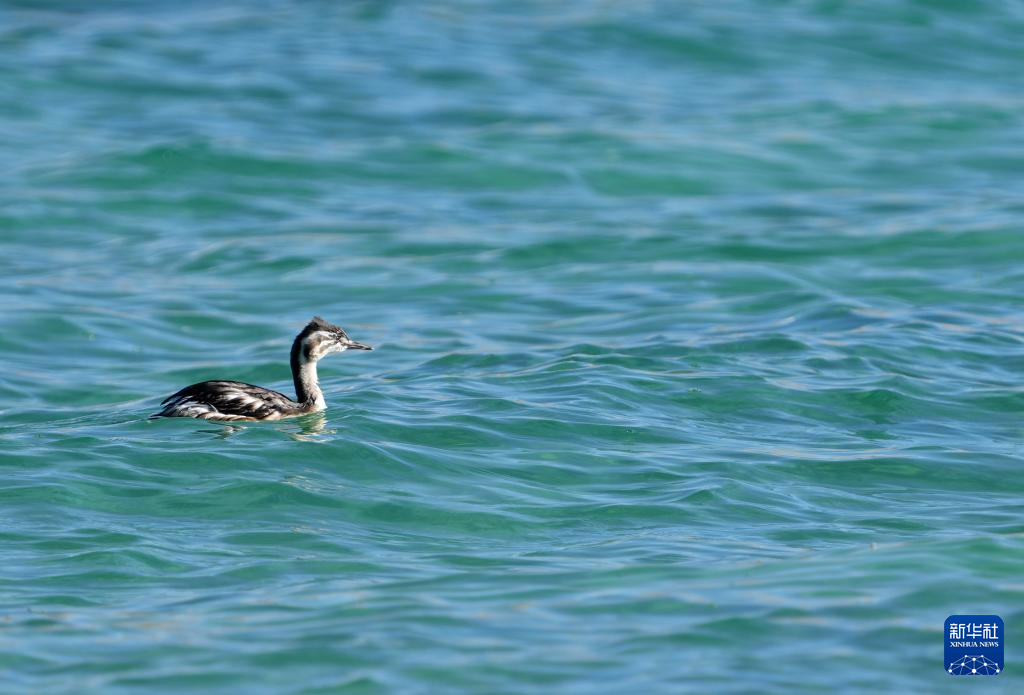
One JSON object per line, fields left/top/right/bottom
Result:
{"left": 1, "top": 1, "right": 1022, "bottom": 692}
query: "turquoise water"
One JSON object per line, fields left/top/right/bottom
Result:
{"left": 2, "top": 1, "right": 1023, "bottom": 692}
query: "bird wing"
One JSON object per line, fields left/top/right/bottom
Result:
{"left": 158, "top": 381, "right": 298, "bottom": 420}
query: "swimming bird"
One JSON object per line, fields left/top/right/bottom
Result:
{"left": 153, "top": 316, "right": 372, "bottom": 421}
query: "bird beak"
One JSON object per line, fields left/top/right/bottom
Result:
{"left": 345, "top": 339, "right": 373, "bottom": 351}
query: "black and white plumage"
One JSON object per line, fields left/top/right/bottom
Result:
{"left": 153, "top": 316, "right": 372, "bottom": 422}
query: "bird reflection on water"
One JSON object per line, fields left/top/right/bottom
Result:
{"left": 196, "top": 411, "right": 333, "bottom": 440}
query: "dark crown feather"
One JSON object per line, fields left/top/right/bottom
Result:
{"left": 302, "top": 315, "right": 345, "bottom": 337}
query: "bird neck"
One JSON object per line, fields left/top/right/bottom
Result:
{"left": 290, "top": 338, "right": 326, "bottom": 410}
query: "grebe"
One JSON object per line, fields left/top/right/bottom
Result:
{"left": 153, "top": 316, "right": 372, "bottom": 422}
